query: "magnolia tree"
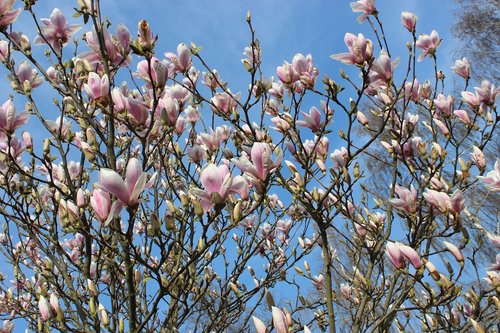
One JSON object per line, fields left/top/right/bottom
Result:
{"left": 0, "top": 0, "right": 498, "bottom": 332}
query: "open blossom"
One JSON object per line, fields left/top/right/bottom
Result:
{"left": 433, "top": 94, "right": 454, "bottom": 117}
{"left": 232, "top": 142, "right": 283, "bottom": 181}
{"left": 474, "top": 80, "right": 499, "bottom": 105}
{"left": 461, "top": 91, "right": 480, "bottom": 109}
{"left": 11, "top": 61, "right": 43, "bottom": 90}
{"left": 33, "top": 8, "right": 81, "bottom": 54}
{"left": 38, "top": 295, "right": 51, "bottom": 321}
{"left": 389, "top": 185, "right": 418, "bottom": 214}
{"left": 191, "top": 163, "right": 249, "bottom": 211}
{"left": 423, "top": 189, "right": 464, "bottom": 214}
{"left": 97, "top": 158, "right": 155, "bottom": 207}
{"left": 368, "top": 52, "right": 394, "bottom": 86}
{"left": 80, "top": 25, "right": 131, "bottom": 67}
{"left": 350, "top": 0, "right": 377, "bottom": 23}
{"left": 451, "top": 57, "right": 470, "bottom": 79}
{"left": 477, "top": 159, "right": 500, "bottom": 192}
{"left": 165, "top": 43, "right": 192, "bottom": 73}
{"left": 296, "top": 106, "right": 321, "bottom": 132}
{"left": 331, "top": 33, "right": 373, "bottom": 66}
{"left": 0, "top": 0, "right": 21, "bottom": 30}
{"left": 211, "top": 91, "right": 240, "bottom": 115}
{"left": 83, "top": 72, "right": 109, "bottom": 102}
{"left": 415, "top": 30, "right": 441, "bottom": 61}
{"left": 0, "top": 99, "right": 28, "bottom": 133}
{"left": 330, "top": 147, "right": 348, "bottom": 168}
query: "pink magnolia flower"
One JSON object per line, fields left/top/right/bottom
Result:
{"left": 33, "top": 8, "right": 81, "bottom": 54}
{"left": 276, "top": 61, "right": 298, "bottom": 85}
{"left": 401, "top": 11, "right": 417, "bottom": 32}
{"left": 291, "top": 53, "right": 318, "bottom": 90}
{"left": 423, "top": 189, "right": 464, "bottom": 214}
{"left": 470, "top": 146, "right": 486, "bottom": 170}
{"left": 433, "top": 94, "right": 454, "bottom": 117}
{"left": 38, "top": 295, "right": 51, "bottom": 321}
{"left": 296, "top": 106, "right": 322, "bottom": 132}
{"left": 11, "top": 61, "right": 43, "bottom": 90}
{"left": 83, "top": 72, "right": 109, "bottom": 102}
{"left": 350, "top": 0, "right": 377, "bottom": 23}
{"left": 397, "top": 243, "right": 422, "bottom": 269}
{"left": 90, "top": 189, "right": 112, "bottom": 223}
{"left": 331, "top": 33, "right": 373, "bottom": 66}
{"left": 0, "top": 320, "right": 13, "bottom": 333}
{"left": 271, "top": 307, "right": 289, "bottom": 333}
{"left": 158, "top": 96, "right": 179, "bottom": 127}
{"left": 451, "top": 57, "right": 470, "bottom": 79}
{"left": 404, "top": 79, "right": 419, "bottom": 102}
{"left": 453, "top": 109, "right": 470, "bottom": 124}
{"left": 389, "top": 185, "right": 418, "bottom": 214}
{"left": 134, "top": 57, "right": 170, "bottom": 87}
{"left": 461, "top": 91, "right": 480, "bottom": 109}
{"left": 474, "top": 80, "right": 499, "bottom": 105}
{"left": 210, "top": 91, "right": 240, "bottom": 115}
{"left": 330, "top": 147, "right": 348, "bottom": 168}
{"left": 0, "top": 0, "right": 21, "bottom": 30}
{"left": 385, "top": 241, "right": 405, "bottom": 269}
{"left": 368, "top": 52, "right": 394, "bottom": 85}
{"left": 80, "top": 25, "right": 131, "bottom": 67}
{"left": 233, "top": 142, "right": 282, "bottom": 182}
{"left": 415, "top": 30, "right": 441, "bottom": 61}
{"left": 356, "top": 111, "right": 369, "bottom": 125}
{"left": 97, "top": 158, "right": 155, "bottom": 207}
{"left": 252, "top": 316, "right": 268, "bottom": 333}
{"left": 0, "top": 40, "right": 10, "bottom": 61}
{"left": 191, "top": 163, "right": 248, "bottom": 212}
{"left": 165, "top": 43, "right": 192, "bottom": 73}
{"left": 0, "top": 99, "right": 28, "bottom": 133}
{"left": 477, "top": 159, "right": 500, "bottom": 192}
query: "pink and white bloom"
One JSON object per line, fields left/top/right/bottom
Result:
{"left": 0, "top": 0, "right": 21, "bottom": 30}
{"left": 38, "top": 295, "right": 51, "bottom": 321}
{"left": 271, "top": 306, "right": 289, "bottom": 333}
{"left": 385, "top": 241, "right": 405, "bottom": 269}
{"left": 210, "top": 91, "right": 240, "bottom": 115}
{"left": 477, "top": 159, "right": 500, "bottom": 192}
{"left": 433, "top": 94, "right": 454, "bottom": 117}
{"left": 90, "top": 189, "right": 112, "bottom": 223}
{"left": 461, "top": 91, "right": 480, "bottom": 109}
{"left": 165, "top": 43, "right": 192, "bottom": 73}
{"left": 368, "top": 52, "right": 395, "bottom": 86}
{"left": 252, "top": 316, "right": 268, "bottom": 333}
{"left": 423, "top": 189, "right": 464, "bottom": 214}
{"left": 470, "top": 146, "right": 486, "bottom": 170}
{"left": 12, "top": 61, "right": 43, "bottom": 90}
{"left": 191, "top": 163, "right": 249, "bottom": 212}
{"left": 80, "top": 25, "right": 131, "bottom": 67}
{"left": 350, "top": 0, "right": 377, "bottom": 23}
{"left": 451, "top": 57, "right": 470, "bottom": 79}
{"left": 233, "top": 142, "right": 283, "bottom": 183}
{"left": 397, "top": 243, "right": 422, "bottom": 269}
{"left": 296, "top": 106, "right": 322, "bottom": 132}
{"left": 389, "top": 185, "right": 418, "bottom": 214}
{"left": 0, "top": 320, "right": 13, "bottom": 333}
{"left": 0, "top": 99, "right": 28, "bottom": 133}
{"left": 330, "top": 147, "right": 348, "bottom": 168}
{"left": 401, "top": 11, "right": 417, "bottom": 32}
{"left": 83, "top": 72, "right": 109, "bottom": 102}
{"left": 453, "top": 109, "right": 471, "bottom": 124}
{"left": 415, "top": 30, "right": 441, "bottom": 61}
{"left": 475, "top": 80, "right": 500, "bottom": 106}
{"left": 33, "top": 8, "right": 81, "bottom": 54}
{"left": 331, "top": 33, "right": 373, "bottom": 66}
{"left": 97, "top": 158, "right": 155, "bottom": 207}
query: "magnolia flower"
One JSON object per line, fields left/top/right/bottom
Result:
{"left": 433, "top": 94, "right": 454, "bottom": 117}
{"left": 415, "top": 30, "right": 441, "bottom": 61}
{"left": 350, "top": 0, "right": 377, "bottom": 23}
{"left": 477, "top": 159, "right": 500, "bottom": 192}
{"left": 252, "top": 316, "right": 268, "bottom": 333}
{"left": 385, "top": 241, "right": 405, "bottom": 269}
{"left": 330, "top": 147, "right": 348, "bottom": 168}
{"left": 470, "top": 146, "right": 486, "bottom": 170}
{"left": 0, "top": 320, "right": 13, "bottom": 333}
{"left": 423, "top": 189, "right": 464, "bottom": 214}
{"left": 401, "top": 11, "right": 417, "bottom": 32}
{"left": 11, "top": 61, "right": 43, "bottom": 90}
{"left": 443, "top": 241, "right": 463, "bottom": 262}
{"left": 475, "top": 80, "right": 499, "bottom": 105}
{"left": 210, "top": 91, "right": 240, "bottom": 115}
{"left": 38, "top": 295, "right": 51, "bottom": 321}
{"left": 90, "top": 189, "right": 112, "bottom": 223}
{"left": 33, "top": 8, "right": 81, "bottom": 54}
{"left": 191, "top": 163, "right": 249, "bottom": 212}
{"left": 83, "top": 72, "right": 109, "bottom": 102}
{"left": 296, "top": 106, "right": 322, "bottom": 132}
{"left": 453, "top": 109, "right": 471, "bottom": 124}
{"left": 451, "top": 57, "right": 470, "bottom": 79}
{"left": 368, "top": 52, "right": 394, "bottom": 85}
{"left": 461, "top": 91, "right": 480, "bottom": 108}
{"left": 0, "top": 0, "right": 21, "bottom": 30}
{"left": 165, "top": 43, "right": 192, "bottom": 73}
{"left": 0, "top": 99, "right": 28, "bottom": 133}
{"left": 80, "top": 25, "right": 131, "bottom": 67}
{"left": 97, "top": 158, "right": 155, "bottom": 207}
{"left": 233, "top": 142, "right": 282, "bottom": 182}
{"left": 331, "top": 33, "right": 373, "bottom": 66}
{"left": 389, "top": 185, "right": 418, "bottom": 214}
{"left": 271, "top": 307, "right": 289, "bottom": 333}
